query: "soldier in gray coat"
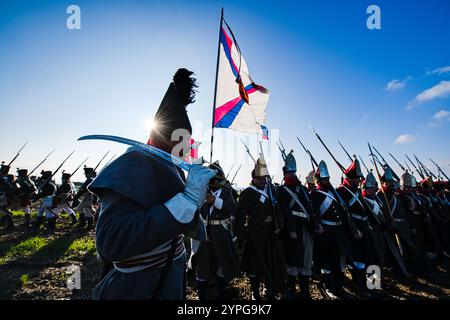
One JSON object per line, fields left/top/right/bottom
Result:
{"left": 89, "top": 69, "right": 216, "bottom": 300}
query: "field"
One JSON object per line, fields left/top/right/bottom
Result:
{"left": 1, "top": 211, "right": 449, "bottom": 300}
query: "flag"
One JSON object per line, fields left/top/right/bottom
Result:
{"left": 185, "top": 138, "right": 201, "bottom": 163}
{"left": 261, "top": 124, "right": 269, "bottom": 140}
{"left": 213, "top": 19, "right": 270, "bottom": 135}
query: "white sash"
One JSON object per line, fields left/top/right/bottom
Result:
{"left": 315, "top": 189, "right": 336, "bottom": 216}
{"left": 249, "top": 185, "right": 269, "bottom": 199}
{"left": 283, "top": 186, "right": 308, "bottom": 215}
{"left": 364, "top": 197, "right": 381, "bottom": 216}
{"left": 342, "top": 185, "right": 363, "bottom": 208}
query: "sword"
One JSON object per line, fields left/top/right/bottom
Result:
{"left": 78, "top": 134, "right": 193, "bottom": 171}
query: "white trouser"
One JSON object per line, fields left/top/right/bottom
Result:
{"left": 52, "top": 202, "right": 75, "bottom": 216}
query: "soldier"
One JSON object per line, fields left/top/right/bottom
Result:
{"left": 0, "top": 163, "right": 18, "bottom": 232}
{"left": 376, "top": 167, "right": 415, "bottom": 271}
{"left": 398, "top": 171, "right": 426, "bottom": 266}
{"left": 362, "top": 172, "right": 408, "bottom": 277}
{"left": 310, "top": 160, "right": 359, "bottom": 299}
{"left": 305, "top": 170, "right": 316, "bottom": 192}
{"left": 33, "top": 170, "right": 57, "bottom": 230}
{"left": 193, "top": 161, "right": 240, "bottom": 300}
{"left": 74, "top": 167, "right": 98, "bottom": 229}
{"left": 409, "top": 175, "right": 440, "bottom": 263}
{"left": 89, "top": 68, "right": 216, "bottom": 300}
{"left": 417, "top": 177, "right": 449, "bottom": 260}
{"left": 15, "top": 168, "right": 37, "bottom": 228}
{"left": 235, "top": 154, "right": 286, "bottom": 300}
{"left": 73, "top": 166, "right": 98, "bottom": 229}
{"left": 52, "top": 172, "right": 78, "bottom": 225}
{"left": 277, "top": 151, "right": 322, "bottom": 299}
{"left": 336, "top": 159, "right": 372, "bottom": 297}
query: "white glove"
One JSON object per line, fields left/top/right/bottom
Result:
{"left": 164, "top": 165, "right": 217, "bottom": 224}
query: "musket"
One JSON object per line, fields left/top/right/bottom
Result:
{"left": 406, "top": 154, "right": 424, "bottom": 179}
{"left": 297, "top": 137, "right": 316, "bottom": 171}
{"left": 338, "top": 140, "right": 353, "bottom": 163}
{"left": 414, "top": 154, "right": 437, "bottom": 179}
{"left": 6, "top": 141, "right": 29, "bottom": 167}
{"left": 358, "top": 155, "right": 370, "bottom": 175}
{"left": 388, "top": 152, "right": 407, "bottom": 172}
{"left": 91, "top": 151, "right": 110, "bottom": 177}
{"left": 100, "top": 153, "right": 116, "bottom": 171}
{"left": 404, "top": 160, "right": 412, "bottom": 173}
{"left": 276, "top": 138, "right": 287, "bottom": 160}
{"left": 36, "top": 150, "right": 75, "bottom": 192}
{"left": 368, "top": 143, "right": 404, "bottom": 257}
{"left": 310, "top": 126, "right": 346, "bottom": 172}
{"left": 372, "top": 145, "right": 400, "bottom": 181}
{"left": 225, "top": 164, "right": 235, "bottom": 180}
{"left": 430, "top": 158, "right": 449, "bottom": 180}
{"left": 230, "top": 163, "right": 242, "bottom": 184}
{"left": 27, "top": 149, "right": 56, "bottom": 177}
{"left": 69, "top": 156, "right": 89, "bottom": 178}
{"left": 240, "top": 139, "right": 256, "bottom": 162}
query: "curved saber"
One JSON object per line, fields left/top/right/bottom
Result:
{"left": 78, "top": 134, "right": 192, "bottom": 171}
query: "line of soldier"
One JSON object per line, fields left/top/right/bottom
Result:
{"left": 0, "top": 163, "right": 99, "bottom": 232}
{"left": 188, "top": 149, "right": 449, "bottom": 300}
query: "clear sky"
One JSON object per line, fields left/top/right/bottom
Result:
{"left": 1, "top": 0, "right": 449, "bottom": 186}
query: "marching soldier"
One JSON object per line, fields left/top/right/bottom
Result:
{"left": 398, "top": 171, "right": 426, "bottom": 266}
{"left": 417, "top": 177, "right": 449, "bottom": 260}
{"left": 376, "top": 167, "right": 415, "bottom": 271}
{"left": 0, "top": 163, "right": 18, "bottom": 232}
{"left": 277, "top": 151, "right": 322, "bottom": 299}
{"left": 193, "top": 161, "right": 240, "bottom": 300}
{"left": 52, "top": 172, "right": 78, "bottom": 225}
{"left": 236, "top": 154, "right": 286, "bottom": 300}
{"left": 305, "top": 170, "right": 316, "bottom": 192}
{"left": 362, "top": 171, "right": 408, "bottom": 277}
{"left": 74, "top": 167, "right": 98, "bottom": 229}
{"left": 33, "top": 170, "right": 57, "bottom": 230}
{"left": 89, "top": 68, "right": 216, "bottom": 300}
{"left": 15, "top": 168, "right": 37, "bottom": 228}
{"left": 310, "top": 160, "right": 359, "bottom": 299}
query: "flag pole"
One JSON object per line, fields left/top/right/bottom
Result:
{"left": 210, "top": 8, "right": 224, "bottom": 163}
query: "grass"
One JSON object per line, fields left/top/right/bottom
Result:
{"left": 65, "top": 237, "right": 96, "bottom": 259}
{"left": 0, "top": 236, "right": 49, "bottom": 264}
{"left": 20, "top": 274, "right": 30, "bottom": 287}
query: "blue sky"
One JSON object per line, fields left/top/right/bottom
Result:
{"left": 0, "top": 0, "right": 449, "bottom": 186}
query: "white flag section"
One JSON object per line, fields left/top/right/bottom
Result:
{"left": 213, "top": 23, "right": 270, "bottom": 135}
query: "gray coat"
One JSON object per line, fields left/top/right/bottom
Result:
{"left": 89, "top": 147, "right": 197, "bottom": 300}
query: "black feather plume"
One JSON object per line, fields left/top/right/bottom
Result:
{"left": 173, "top": 68, "right": 198, "bottom": 106}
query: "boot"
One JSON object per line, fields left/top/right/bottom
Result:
{"left": 86, "top": 217, "right": 94, "bottom": 230}
{"left": 196, "top": 280, "right": 208, "bottom": 300}
{"left": 23, "top": 213, "right": 31, "bottom": 228}
{"left": 70, "top": 214, "right": 78, "bottom": 225}
{"left": 216, "top": 276, "right": 228, "bottom": 300}
{"left": 249, "top": 276, "right": 261, "bottom": 300}
{"left": 321, "top": 272, "right": 338, "bottom": 299}
{"left": 335, "top": 271, "right": 350, "bottom": 300}
{"left": 351, "top": 268, "right": 371, "bottom": 299}
{"left": 298, "top": 275, "right": 312, "bottom": 300}
{"left": 78, "top": 213, "right": 86, "bottom": 228}
{"left": 4, "top": 214, "right": 14, "bottom": 233}
{"left": 33, "top": 216, "right": 44, "bottom": 229}
{"left": 265, "top": 285, "right": 275, "bottom": 301}
{"left": 46, "top": 217, "right": 56, "bottom": 231}
{"left": 286, "top": 275, "right": 297, "bottom": 300}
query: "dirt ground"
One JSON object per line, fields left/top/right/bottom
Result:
{"left": 1, "top": 213, "right": 449, "bottom": 300}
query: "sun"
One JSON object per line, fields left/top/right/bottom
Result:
{"left": 144, "top": 118, "right": 157, "bottom": 131}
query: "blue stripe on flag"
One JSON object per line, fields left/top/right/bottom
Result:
{"left": 215, "top": 99, "right": 246, "bottom": 128}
